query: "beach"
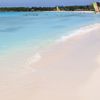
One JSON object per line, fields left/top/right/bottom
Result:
{"left": 30, "top": 23, "right": 100, "bottom": 100}
{"left": 0, "top": 23, "right": 100, "bottom": 100}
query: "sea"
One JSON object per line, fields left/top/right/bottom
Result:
{"left": 0, "top": 11, "right": 100, "bottom": 68}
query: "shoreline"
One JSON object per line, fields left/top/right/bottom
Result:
{"left": 56, "top": 23, "right": 100, "bottom": 42}
{"left": 1, "top": 23, "right": 100, "bottom": 67}
{"left": 2, "top": 22, "right": 99, "bottom": 65}
{"left": 0, "top": 22, "right": 100, "bottom": 100}
{"left": 29, "top": 23, "right": 100, "bottom": 99}
{"left": 46, "top": 11, "right": 94, "bottom": 13}
{"left": 26, "top": 23, "right": 100, "bottom": 66}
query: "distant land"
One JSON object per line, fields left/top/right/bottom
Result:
{"left": 0, "top": 5, "right": 94, "bottom": 12}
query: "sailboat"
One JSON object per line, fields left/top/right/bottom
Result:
{"left": 56, "top": 6, "right": 60, "bottom": 11}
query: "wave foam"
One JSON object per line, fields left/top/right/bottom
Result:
{"left": 56, "top": 23, "right": 100, "bottom": 42}
{"left": 26, "top": 53, "right": 41, "bottom": 66}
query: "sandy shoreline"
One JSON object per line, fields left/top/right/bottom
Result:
{"left": 31, "top": 23, "right": 100, "bottom": 100}
{"left": 46, "top": 11, "right": 94, "bottom": 13}
{"left": 0, "top": 23, "right": 100, "bottom": 100}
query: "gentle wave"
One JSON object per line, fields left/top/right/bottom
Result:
{"left": 56, "top": 23, "right": 100, "bottom": 42}
{"left": 26, "top": 52, "right": 41, "bottom": 66}
{"left": 25, "top": 23, "right": 100, "bottom": 67}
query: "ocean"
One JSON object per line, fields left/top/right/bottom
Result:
{"left": 0, "top": 11, "right": 100, "bottom": 67}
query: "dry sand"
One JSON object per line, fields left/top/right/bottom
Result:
{"left": 0, "top": 24, "right": 100, "bottom": 100}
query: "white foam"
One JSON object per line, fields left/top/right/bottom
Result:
{"left": 56, "top": 23, "right": 100, "bottom": 42}
{"left": 26, "top": 53, "right": 41, "bottom": 66}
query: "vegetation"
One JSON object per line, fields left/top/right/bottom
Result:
{"left": 0, "top": 5, "right": 94, "bottom": 12}
{"left": 59, "top": 5, "right": 94, "bottom": 11}
{"left": 0, "top": 7, "right": 31, "bottom": 11}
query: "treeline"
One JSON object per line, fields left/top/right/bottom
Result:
{"left": 0, "top": 7, "right": 55, "bottom": 11}
{"left": 59, "top": 5, "right": 94, "bottom": 11}
{"left": 0, "top": 5, "right": 94, "bottom": 12}
{"left": 31, "top": 5, "right": 94, "bottom": 11}
{"left": 0, "top": 7, "right": 31, "bottom": 11}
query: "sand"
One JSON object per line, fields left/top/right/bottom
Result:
{"left": 0, "top": 24, "right": 100, "bottom": 100}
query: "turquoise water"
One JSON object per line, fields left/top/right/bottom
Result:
{"left": 0, "top": 11, "right": 100, "bottom": 55}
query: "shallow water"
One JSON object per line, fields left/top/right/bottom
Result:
{"left": 0, "top": 11, "right": 100, "bottom": 70}
{"left": 0, "top": 12, "right": 100, "bottom": 55}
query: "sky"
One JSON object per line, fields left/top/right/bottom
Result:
{"left": 0, "top": 0, "right": 100, "bottom": 7}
